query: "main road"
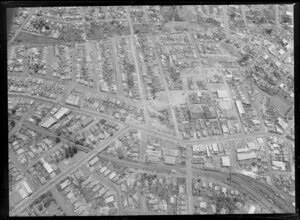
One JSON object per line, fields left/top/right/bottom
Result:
{"left": 8, "top": 93, "right": 288, "bottom": 145}
{"left": 127, "top": 8, "right": 151, "bottom": 126}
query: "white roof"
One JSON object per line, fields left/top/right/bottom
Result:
{"left": 42, "top": 161, "right": 54, "bottom": 173}
{"left": 248, "top": 205, "right": 256, "bottom": 214}
{"left": 109, "top": 172, "right": 117, "bottom": 180}
{"left": 105, "top": 195, "right": 115, "bottom": 203}
{"left": 272, "top": 161, "right": 286, "bottom": 170}
{"left": 212, "top": 143, "right": 218, "bottom": 151}
{"left": 236, "top": 147, "right": 249, "bottom": 153}
{"left": 221, "top": 156, "right": 231, "bottom": 167}
{"left": 247, "top": 142, "right": 258, "bottom": 150}
{"left": 217, "top": 90, "right": 229, "bottom": 98}
{"left": 54, "top": 107, "right": 70, "bottom": 120}
{"left": 60, "top": 180, "right": 70, "bottom": 190}
{"left": 89, "top": 157, "right": 99, "bottom": 166}
{"left": 237, "top": 152, "right": 257, "bottom": 161}
{"left": 164, "top": 156, "right": 176, "bottom": 165}
{"left": 193, "top": 144, "right": 206, "bottom": 152}
{"left": 235, "top": 100, "right": 245, "bottom": 115}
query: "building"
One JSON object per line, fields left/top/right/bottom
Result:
{"left": 65, "top": 94, "right": 80, "bottom": 107}
{"left": 236, "top": 147, "right": 249, "bottom": 153}
{"left": 54, "top": 107, "right": 71, "bottom": 120}
{"left": 237, "top": 152, "right": 257, "bottom": 161}
{"left": 163, "top": 148, "right": 179, "bottom": 157}
{"left": 217, "top": 90, "right": 229, "bottom": 98}
{"left": 40, "top": 158, "right": 54, "bottom": 174}
{"left": 248, "top": 205, "right": 256, "bottom": 214}
{"left": 188, "top": 104, "right": 205, "bottom": 119}
{"left": 221, "top": 156, "right": 231, "bottom": 167}
{"left": 272, "top": 161, "right": 286, "bottom": 171}
{"left": 164, "top": 156, "right": 176, "bottom": 165}
{"left": 81, "top": 117, "right": 94, "bottom": 127}
{"left": 40, "top": 116, "right": 57, "bottom": 128}
{"left": 60, "top": 179, "right": 70, "bottom": 190}
{"left": 235, "top": 100, "right": 245, "bottom": 115}
{"left": 212, "top": 143, "right": 218, "bottom": 153}
{"left": 88, "top": 157, "right": 99, "bottom": 167}
{"left": 276, "top": 117, "right": 288, "bottom": 130}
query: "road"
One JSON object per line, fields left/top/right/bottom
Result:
{"left": 127, "top": 8, "right": 151, "bottom": 126}
{"left": 8, "top": 9, "right": 34, "bottom": 45}
{"left": 150, "top": 36, "right": 181, "bottom": 138}
{"left": 10, "top": 126, "right": 129, "bottom": 216}
{"left": 241, "top": 6, "right": 248, "bottom": 29}
{"left": 185, "top": 145, "right": 193, "bottom": 214}
{"left": 275, "top": 5, "right": 280, "bottom": 27}
{"left": 222, "top": 6, "right": 230, "bottom": 38}
{"left": 8, "top": 93, "right": 288, "bottom": 145}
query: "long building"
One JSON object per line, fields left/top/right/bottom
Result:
{"left": 237, "top": 151, "right": 257, "bottom": 161}
{"left": 235, "top": 100, "right": 245, "bottom": 115}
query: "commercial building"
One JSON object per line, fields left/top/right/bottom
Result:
{"left": 65, "top": 94, "right": 80, "bottom": 107}
{"left": 40, "top": 116, "right": 58, "bottom": 128}
{"left": 237, "top": 151, "right": 257, "bottom": 161}
{"left": 221, "top": 156, "right": 231, "bottom": 167}
{"left": 54, "top": 107, "right": 71, "bottom": 120}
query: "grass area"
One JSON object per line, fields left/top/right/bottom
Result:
{"left": 13, "top": 31, "right": 59, "bottom": 45}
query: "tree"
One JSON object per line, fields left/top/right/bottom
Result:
{"left": 10, "top": 120, "right": 15, "bottom": 127}
{"left": 36, "top": 118, "right": 41, "bottom": 125}
{"left": 55, "top": 137, "right": 61, "bottom": 144}
{"left": 11, "top": 109, "right": 16, "bottom": 115}
{"left": 265, "top": 28, "right": 273, "bottom": 34}
{"left": 282, "top": 14, "right": 291, "bottom": 24}
{"left": 43, "top": 196, "right": 54, "bottom": 208}
{"left": 73, "top": 146, "right": 78, "bottom": 154}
